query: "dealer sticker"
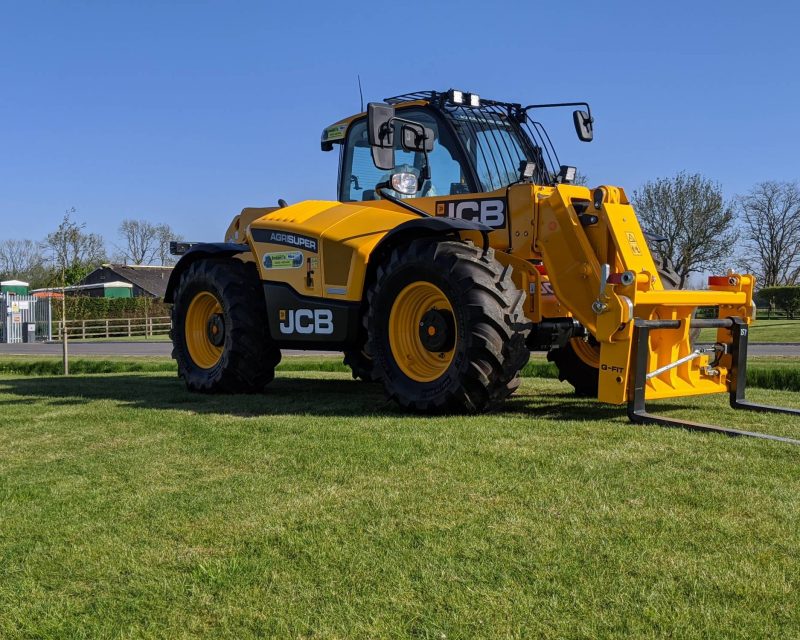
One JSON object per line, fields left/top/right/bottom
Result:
{"left": 263, "top": 251, "right": 304, "bottom": 270}
{"left": 322, "top": 124, "right": 347, "bottom": 141}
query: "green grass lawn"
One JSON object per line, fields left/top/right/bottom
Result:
{"left": 3, "top": 353, "right": 800, "bottom": 392}
{"left": 1, "top": 371, "right": 799, "bottom": 638}
{"left": 698, "top": 319, "right": 800, "bottom": 343}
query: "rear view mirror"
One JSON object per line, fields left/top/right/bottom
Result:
{"left": 368, "top": 102, "right": 395, "bottom": 170}
{"left": 401, "top": 124, "right": 435, "bottom": 153}
{"left": 573, "top": 109, "right": 593, "bottom": 142}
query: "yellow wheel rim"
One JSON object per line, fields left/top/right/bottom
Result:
{"left": 185, "top": 291, "right": 224, "bottom": 369}
{"left": 571, "top": 337, "right": 600, "bottom": 368}
{"left": 388, "top": 281, "right": 456, "bottom": 383}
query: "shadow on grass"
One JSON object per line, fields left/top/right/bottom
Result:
{"left": 0, "top": 371, "right": 674, "bottom": 422}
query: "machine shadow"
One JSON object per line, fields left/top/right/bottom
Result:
{"left": 0, "top": 371, "right": 693, "bottom": 423}
{"left": 0, "top": 374, "right": 393, "bottom": 418}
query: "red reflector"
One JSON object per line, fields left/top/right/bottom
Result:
{"left": 708, "top": 276, "right": 730, "bottom": 286}
{"left": 534, "top": 264, "right": 547, "bottom": 275}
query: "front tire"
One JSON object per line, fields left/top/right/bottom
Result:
{"left": 171, "top": 259, "right": 281, "bottom": 393}
{"left": 367, "top": 239, "right": 530, "bottom": 413}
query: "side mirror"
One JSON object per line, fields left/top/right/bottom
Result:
{"left": 400, "top": 124, "right": 435, "bottom": 153}
{"left": 368, "top": 102, "right": 395, "bottom": 170}
{"left": 573, "top": 109, "right": 593, "bottom": 142}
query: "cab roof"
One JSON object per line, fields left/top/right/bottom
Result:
{"left": 320, "top": 89, "right": 525, "bottom": 151}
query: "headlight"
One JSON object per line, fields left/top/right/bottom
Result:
{"left": 391, "top": 172, "right": 419, "bottom": 196}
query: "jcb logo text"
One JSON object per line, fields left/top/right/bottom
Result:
{"left": 279, "top": 309, "right": 334, "bottom": 335}
{"left": 437, "top": 198, "right": 506, "bottom": 228}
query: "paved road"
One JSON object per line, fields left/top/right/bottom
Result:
{"left": 0, "top": 341, "right": 332, "bottom": 358}
{"left": 1, "top": 341, "right": 799, "bottom": 358}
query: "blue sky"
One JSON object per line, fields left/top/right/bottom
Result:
{"left": 1, "top": 0, "right": 798, "bottom": 247}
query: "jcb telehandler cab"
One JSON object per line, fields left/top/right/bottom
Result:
{"left": 166, "top": 89, "right": 799, "bottom": 443}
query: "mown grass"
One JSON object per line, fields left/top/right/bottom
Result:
{"left": 2, "top": 354, "right": 800, "bottom": 391}
{"left": 0, "top": 370, "right": 798, "bottom": 638}
{"left": 698, "top": 319, "right": 800, "bottom": 343}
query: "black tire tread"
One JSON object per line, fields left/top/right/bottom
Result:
{"left": 170, "top": 259, "right": 281, "bottom": 393}
{"left": 367, "top": 239, "right": 530, "bottom": 413}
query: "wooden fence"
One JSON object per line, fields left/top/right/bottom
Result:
{"left": 54, "top": 316, "right": 171, "bottom": 340}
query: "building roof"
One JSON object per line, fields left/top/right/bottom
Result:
{"left": 1, "top": 280, "right": 30, "bottom": 286}
{"left": 31, "top": 281, "right": 133, "bottom": 293}
{"left": 85, "top": 264, "right": 173, "bottom": 297}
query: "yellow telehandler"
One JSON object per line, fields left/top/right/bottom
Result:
{"left": 166, "top": 89, "right": 799, "bottom": 443}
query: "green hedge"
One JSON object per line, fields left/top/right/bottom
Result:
{"left": 53, "top": 296, "right": 171, "bottom": 321}
{"left": 756, "top": 286, "right": 800, "bottom": 319}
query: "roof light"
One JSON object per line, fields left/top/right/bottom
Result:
{"left": 518, "top": 161, "right": 537, "bottom": 182}
{"left": 469, "top": 93, "right": 481, "bottom": 107}
{"left": 557, "top": 165, "right": 577, "bottom": 184}
{"left": 451, "top": 90, "right": 464, "bottom": 104}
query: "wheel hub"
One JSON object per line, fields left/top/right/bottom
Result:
{"left": 207, "top": 313, "right": 225, "bottom": 347}
{"left": 388, "top": 281, "right": 457, "bottom": 383}
{"left": 185, "top": 291, "right": 224, "bottom": 369}
{"left": 419, "top": 308, "right": 455, "bottom": 352}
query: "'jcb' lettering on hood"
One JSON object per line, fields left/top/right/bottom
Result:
{"left": 436, "top": 198, "right": 506, "bottom": 229}
{"left": 252, "top": 228, "right": 318, "bottom": 253}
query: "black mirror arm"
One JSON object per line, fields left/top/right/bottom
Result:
{"left": 377, "top": 188, "right": 431, "bottom": 218}
{"left": 522, "top": 101, "right": 593, "bottom": 124}
{"left": 383, "top": 115, "right": 433, "bottom": 185}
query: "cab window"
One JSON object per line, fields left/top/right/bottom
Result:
{"left": 339, "top": 108, "right": 470, "bottom": 202}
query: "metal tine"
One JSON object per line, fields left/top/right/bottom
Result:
{"left": 628, "top": 318, "right": 800, "bottom": 446}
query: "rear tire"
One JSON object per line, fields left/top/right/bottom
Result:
{"left": 171, "top": 259, "right": 281, "bottom": 393}
{"left": 367, "top": 239, "right": 530, "bottom": 413}
{"left": 547, "top": 336, "right": 599, "bottom": 397}
{"left": 343, "top": 341, "right": 376, "bottom": 382}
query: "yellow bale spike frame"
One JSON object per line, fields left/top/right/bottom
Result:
{"left": 538, "top": 184, "right": 800, "bottom": 443}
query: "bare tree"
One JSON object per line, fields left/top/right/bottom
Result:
{"left": 118, "top": 219, "right": 160, "bottom": 265}
{"left": 118, "top": 219, "right": 182, "bottom": 266}
{"left": 736, "top": 181, "right": 800, "bottom": 287}
{"left": 43, "top": 212, "right": 106, "bottom": 285}
{"left": 156, "top": 223, "right": 182, "bottom": 266}
{"left": 631, "top": 172, "right": 735, "bottom": 287}
{"left": 0, "top": 239, "right": 45, "bottom": 278}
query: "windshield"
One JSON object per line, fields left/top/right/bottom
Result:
{"left": 442, "top": 106, "right": 552, "bottom": 191}
{"left": 340, "top": 108, "right": 469, "bottom": 202}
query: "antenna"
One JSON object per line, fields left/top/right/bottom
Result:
{"left": 357, "top": 74, "right": 364, "bottom": 112}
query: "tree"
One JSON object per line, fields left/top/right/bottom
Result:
{"left": 735, "top": 181, "right": 800, "bottom": 288}
{"left": 0, "top": 239, "right": 47, "bottom": 282}
{"left": 118, "top": 219, "right": 160, "bottom": 265}
{"left": 43, "top": 212, "right": 106, "bottom": 285}
{"left": 631, "top": 172, "right": 735, "bottom": 288}
{"left": 758, "top": 286, "right": 800, "bottom": 319}
{"left": 155, "top": 223, "right": 182, "bottom": 266}
{"left": 117, "top": 219, "right": 182, "bottom": 266}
